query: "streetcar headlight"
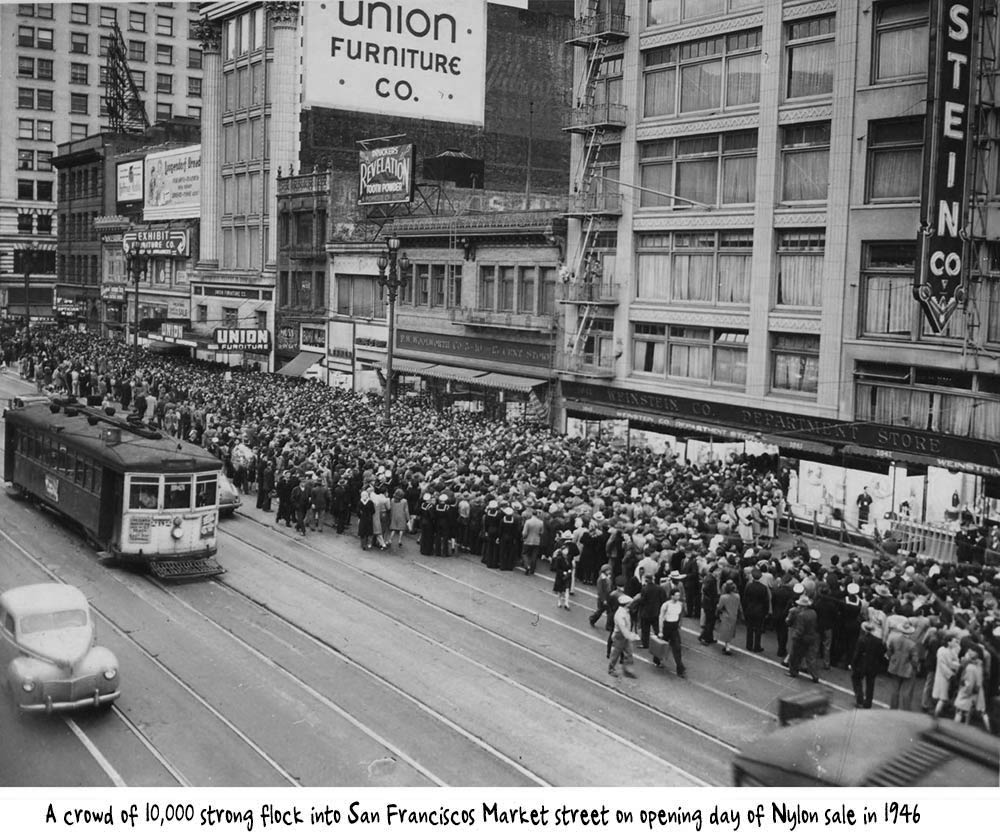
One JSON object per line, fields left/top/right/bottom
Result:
{"left": 103, "top": 668, "right": 117, "bottom": 681}
{"left": 171, "top": 526, "right": 184, "bottom": 540}
{"left": 21, "top": 679, "right": 35, "bottom": 692}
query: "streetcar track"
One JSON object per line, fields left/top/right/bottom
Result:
{"left": 0, "top": 522, "right": 298, "bottom": 788}
{"left": 223, "top": 518, "right": 745, "bottom": 764}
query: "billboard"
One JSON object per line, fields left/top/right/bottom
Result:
{"left": 143, "top": 145, "right": 202, "bottom": 221}
{"left": 302, "top": 1, "right": 487, "bottom": 126}
{"left": 915, "top": 0, "right": 979, "bottom": 334}
{"left": 358, "top": 143, "right": 415, "bottom": 206}
{"left": 117, "top": 161, "right": 144, "bottom": 203}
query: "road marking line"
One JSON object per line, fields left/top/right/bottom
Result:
{"left": 64, "top": 717, "right": 127, "bottom": 787}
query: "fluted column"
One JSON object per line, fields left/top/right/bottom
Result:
{"left": 266, "top": 2, "right": 301, "bottom": 269}
{"left": 195, "top": 19, "right": 223, "bottom": 269}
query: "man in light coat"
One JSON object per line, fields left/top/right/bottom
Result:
{"left": 608, "top": 595, "right": 639, "bottom": 678}
{"left": 885, "top": 618, "right": 919, "bottom": 710}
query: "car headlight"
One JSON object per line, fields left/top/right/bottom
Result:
{"left": 103, "top": 668, "right": 117, "bottom": 680}
{"left": 21, "top": 679, "right": 35, "bottom": 692}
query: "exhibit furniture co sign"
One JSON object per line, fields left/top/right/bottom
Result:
{"left": 358, "top": 143, "right": 415, "bottom": 206}
{"left": 915, "top": 0, "right": 979, "bottom": 333}
{"left": 122, "top": 229, "right": 190, "bottom": 257}
{"left": 302, "top": 1, "right": 487, "bottom": 126}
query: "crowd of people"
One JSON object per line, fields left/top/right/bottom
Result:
{"left": 2, "top": 326, "right": 998, "bottom": 731}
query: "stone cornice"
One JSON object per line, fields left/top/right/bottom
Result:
{"left": 768, "top": 315, "right": 822, "bottom": 333}
{"left": 630, "top": 309, "right": 751, "bottom": 328}
{"left": 783, "top": 0, "right": 837, "bottom": 21}
{"left": 637, "top": 112, "right": 759, "bottom": 140}
{"left": 639, "top": 13, "right": 763, "bottom": 50}
{"left": 633, "top": 213, "right": 754, "bottom": 230}
{"left": 772, "top": 211, "right": 827, "bottom": 227}
{"left": 777, "top": 104, "right": 834, "bottom": 124}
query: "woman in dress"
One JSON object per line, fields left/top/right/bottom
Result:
{"left": 932, "top": 634, "right": 962, "bottom": 717}
{"left": 953, "top": 647, "right": 990, "bottom": 731}
{"left": 357, "top": 489, "right": 375, "bottom": 550}
{"left": 388, "top": 488, "right": 410, "bottom": 549}
{"left": 551, "top": 537, "right": 573, "bottom": 609}
{"left": 716, "top": 580, "right": 743, "bottom": 656}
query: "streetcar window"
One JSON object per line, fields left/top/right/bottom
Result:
{"left": 195, "top": 475, "right": 217, "bottom": 508}
{"left": 129, "top": 477, "right": 160, "bottom": 510}
{"left": 164, "top": 475, "right": 192, "bottom": 510}
{"left": 73, "top": 455, "right": 86, "bottom": 486}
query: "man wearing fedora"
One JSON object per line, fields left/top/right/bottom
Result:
{"left": 851, "top": 621, "right": 886, "bottom": 708}
{"left": 589, "top": 564, "right": 614, "bottom": 628}
{"left": 886, "top": 617, "right": 919, "bottom": 710}
{"left": 608, "top": 593, "right": 639, "bottom": 678}
{"left": 786, "top": 592, "right": 821, "bottom": 683}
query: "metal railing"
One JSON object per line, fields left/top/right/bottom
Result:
{"left": 564, "top": 192, "right": 623, "bottom": 216}
{"left": 565, "top": 102, "right": 628, "bottom": 131}
{"left": 566, "top": 12, "right": 630, "bottom": 43}
{"left": 563, "top": 280, "right": 620, "bottom": 304}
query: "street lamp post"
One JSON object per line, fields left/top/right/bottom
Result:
{"left": 375, "top": 236, "right": 410, "bottom": 426}
{"left": 124, "top": 238, "right": 149, "bottom": 352}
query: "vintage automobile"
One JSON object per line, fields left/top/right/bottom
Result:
{"left": 0, "top": 583, "right": 120, "bottom": 714}
{"left": 218, "top": 473, "right": 242, "bottom": 518}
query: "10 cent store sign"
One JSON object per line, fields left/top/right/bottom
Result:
{"left": 302, "top": 1, "right": 487, "bottom": 126}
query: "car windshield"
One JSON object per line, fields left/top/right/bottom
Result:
{"left": 20, "top": 609, "right": 88, "bottom": 635}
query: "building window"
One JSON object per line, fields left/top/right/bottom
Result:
{"left": 36, "top": 89, "right": 52, "bottom": 111}
{"left": 188, "top": 48, "right": 203, "bottom": 69}
{"left": 70, "top": 123, "right": 87, "bottom": 140}
{"left": 156, "top": 15, "right": 174, "bottom": 37}
{"left": 638, "top": 131, "right": 757, "bottom": 208}
{"left": 99, "top": 96, "right": 109, "bottom": 118}
{"left": 18, "top": 26, "right": 34, "bottom": 47}
{"left": 188, "top": 77, "right": 202, "bottom": 98}
{"left": 129, "top": 40, "right": 146, "bottom": 62}
{"left": 785, "top": 15, "right": 835, "bottom": 99}
{"left": 35, "top": 3, "right": 52, "bottom": 18}
{"left": 70, "top": 3, "right": 88, "bottom": 24}
{"left": 776, "top": 230, "right": 825, "bottom": 308}
{"left": 667, "top": 326, "right": 711, "bottom": 381}
{"left": 632, "top": 323, "right": 667, "bottom": 375}
{"left": 642, "top": 28, "right": 761, "bottom": 118}
{"left": 36, "top": 151, "right": 52, "bottom": 171}
{"left": 781, "top": 122, "right": 830, "bottom": 202}
{"left": 335, "top": 275, "right": 386, "bottom": 319}
{"left": 18, "top": 88, "right": 34, "bottom": 109}
{"left": 155, "top": 102, "right": 173, "bottom": 120}
{"left": 132, "top": 70, "right": 146, "bottom": 91}
{"left": 860, "top": 242, "right": 916, "bottom": 337}
{"left": 70, "top": 94, "right": 88, "bottom": 115}
{"left": 36, "top": 59, "right": 52, "bottom": 80}
{"left": 18, "top": 180, "right": 34, "bottom": 200}
{"left": 18, "top": 3, "right": 36, "bottom": 15}
{"left": 636, "top": 231, "right": 753, "bottom": 304}
{"left": 36, "top": 180, "right": 51, "bottom": 201}
{"left": 99, "top": 6, "right": 117, "bottom": 27}
{"left": 18, "top": 119, "right": 34, "bottom": 140}
{"left": 866, "top": 117, "right": 923, "bottom": 202}
{"left": 498, "top": 266, "right": 516, "bottom": 311}
{"left": 18, "top": 213, "right": 34, "bottom": 234}
{"left": 37, "top": 213, "right": 52, "bottom": 234}
{"left": 18, "top": 150, "right": 34, "bottom": 171}
{"left": 70, "top": 32, "right": 88, "bottom": 53}
{"left": 129, "top": 10, "right": 146, "bottom": 32}
{"left": 156, "top": 73, "right": 173, "bottom": 95}
{"left": 156, "top": 44, "right": 174, "bottom": 65}
{"left": 99, "top": 35, "right": 112, "bottom": 57}
{"left": 18, "top": 57, "right": 34, "bottom": 78}
{"left": 222, "top": 307, "right": 238, "bottom": 327}
{"left": 772, "top": 334, "right": 820, "bottom": 394}
{"left": 874, "top": 0, "right": 929, "bottom": 82}
{"left": 646, "top": 0, "right": 760, "bottom": 26}
{"left": 197, "top": 304, "right": 208, "bottom": 323}
{"left": 70, "top": 63, "right": 88, "bottom": 84}
{"left": 478, "top": 266, "right": 496, "bottom": 310}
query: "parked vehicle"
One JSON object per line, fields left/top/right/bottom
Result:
{"left": 1, "top": 583, "right": 120, "bottom": 715}
{"left": 218, "top": 473, "right": 241, "bottom": 518}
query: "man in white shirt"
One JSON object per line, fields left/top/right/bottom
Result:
{"left": 656, "top": 586, "right": 687, "bottom": 678}
{"left": 608, "top": 595, "right": 639, "bottom": 678}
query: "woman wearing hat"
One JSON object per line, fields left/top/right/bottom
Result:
{"left": 953, "top": 646, "right": 990, "bottom": 732}
{"left": 716, "top": 580, "right": 742, "bottom": 656}
{"left": 551, "top": 536, "right": 573, "bottom": 610}
{"left": 357, "top": 489, "right": 376, "bottom": 550}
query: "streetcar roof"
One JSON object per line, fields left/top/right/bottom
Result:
{"left": 4, "top": 403, "right": 222, "bottom": 474}
{"left": 733, "top": 710, "right": 999, "bottom": 787}
{"left": 0, "top": 583, "right": 89, "bottom": 619}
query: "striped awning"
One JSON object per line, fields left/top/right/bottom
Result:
{"left": 473, "top": 372, "right": 548, "bottom": 393}
{"left": 417, "top": 364, "right": 487, "bottom": 382}
{"left": 378, "top": 359, "right": 439, "bottom": 375}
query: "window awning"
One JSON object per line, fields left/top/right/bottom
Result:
{"left": 417, "top": 364, "right": 487, "bottom": 382}
{"left": 473, "top": 372, "right": 548, "bottom": 393}
{"left": 377, "top": 359, "right": 439, "bottom": 375}
{"left": 277, "top": 351, "right": 321, "bottom": 376}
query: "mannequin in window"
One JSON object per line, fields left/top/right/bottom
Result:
{"left": 856, "top": 486, "right": 873, "bottom": 525}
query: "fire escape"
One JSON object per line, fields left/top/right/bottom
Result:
{"left": 559, "top": 1, "right": 628, "bottom": 377}
{"left": 105, "top": 20, "right": 149, "bottom": 134}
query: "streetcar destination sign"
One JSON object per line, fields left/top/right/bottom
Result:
{"left": 915, "top": 0, "right": 979, "bottom": 333}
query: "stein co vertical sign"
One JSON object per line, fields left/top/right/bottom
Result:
{"left": 915, "top": 0, "right": 979, "bottom": 334}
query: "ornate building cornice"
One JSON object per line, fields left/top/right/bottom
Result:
{"left": 772, "top": 211, "right": 827, "bottom": 227}
{"left": 633, "top": 213, "right": 754, "bottom": 231}
{"left": 637, "top": 112, "right": 759, "bottom": 141}
{"left": 639, "top": 13, "right": 763, "bottom": 50}
{"left": 630, "top": 309, "right": 751, "bottom": 329}
{"left": 777, "top": 104, "right": 834, "bottom": 124}
{"left": 783, "top": 0, "right": 838, "bottom": 21}
{"left": 268, "top": 1, "right": 301, "bottom": 29}
{"left": 768, "top": 315, "right": 822, "bottom": 333}
{"left": 192, "top": 19, "right": 222, "bottom": 52}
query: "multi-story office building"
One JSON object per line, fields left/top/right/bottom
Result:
{"left": 558, "top": 0, "right": 1000, "bottom": 527}
{"left": 0, "top": 2, "right": 205, "bottom": 323}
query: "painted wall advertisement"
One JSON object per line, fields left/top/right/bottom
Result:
{"left": 117, "top": 160, "right": 144, "bottom": 203}
{"left": 302, "top": 1, "right": 487, "bottom": 126}
{"left": 358, "top": 143, "right": 415, "bottom": 206}
{"left": 144, "top": 145, "right": 202, "bottom": 221}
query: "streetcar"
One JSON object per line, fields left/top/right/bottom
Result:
{"left": 732, "top": 709, "right": 999, "bottom": 787}
{"left": 3, "top": 398, "right": 224, "bottom": 580}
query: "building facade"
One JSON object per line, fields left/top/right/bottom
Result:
{"left": 558, "top": 0, "right": 1000, "bottom": 528}
{"left": 0, "top": 2, "right": 206, "bottom": 324}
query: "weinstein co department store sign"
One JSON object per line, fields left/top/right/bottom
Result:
{"left": 302, "top": 1, "right": 487, "bottom": 125}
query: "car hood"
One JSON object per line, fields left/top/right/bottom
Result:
{"left": 19, "top": 628, "right": 93, "bottom": 669}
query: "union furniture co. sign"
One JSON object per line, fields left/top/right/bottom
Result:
{"left": 302, "top": 1, "right": 487, "bottom": 126}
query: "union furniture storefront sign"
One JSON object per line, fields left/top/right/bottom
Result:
{"left": 397, "top": 329, "right": 552, "bottom": 368}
